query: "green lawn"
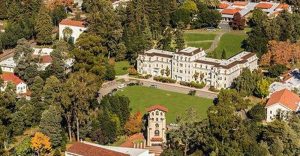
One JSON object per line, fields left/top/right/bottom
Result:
{"left": 183, "top": 32, "right": 216, "bottom": 50}
{"left": 115, "top": 61, "right": 130, "bottom": 75}
{"left": 116, "top": 86, "right": 213, "bottom": 123}
{"left": 212, "top": 32, "right": 247, "bottom": 59}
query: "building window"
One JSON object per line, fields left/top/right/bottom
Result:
{"left": 156, "top": 118, "right": 158, "bottom": 121}
{"left": 160, "top": 112, "right": 163, "bottom": 116}
{"left": 270, "top": 111, "right": 272, "bottom": 114}
{"left": 155, "top": 123, "right": 159, "bottom": 128}
{"left": 156, "top": 111, "right": 159, "bottom": 115}
{"left": 154, "top": 130, "right": 160, "bottom": 136}
{"left": 152, "top": 112, "right": 154, "bottom": 116}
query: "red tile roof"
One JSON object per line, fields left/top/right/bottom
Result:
{"left": 67, "top": 142, "right": 129, "bottom": 156}
{"left": 120, "top": 133, "right": 145, "bottom": 148}
{"left": 59, "top": 19, "right": 86, "bottom": 28}
{"left": 233, "top": 1, "right": 248, "bottom": 6}
{"left": 219, "top": 3, "right": 229, "bottom": 9}
{"left": 256, "top": 3, "right": 273, "bottom": 9}
{"left": 40, "top": 55, "right": 53, "bottom": 64}
{"left": 146, "top": 104, "right": 168, "bottom": 112}
{"left": 0, "top": 73, "right": 23, "bottom": 85}
{"left": 221, "top": 9, "right": 240, "bottom": 15}
{"left": 266, "top": 89, "right": 300, "bottom": 111}
{"left": 150, "top": 137, "right": 163, "bottom": 142}
{"left": 276, "top": 3, "right": 289, "bottom": 10}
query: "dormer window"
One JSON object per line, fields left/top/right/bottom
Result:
{"left": 156, "top": 111, "right": 159, "bottom": 115}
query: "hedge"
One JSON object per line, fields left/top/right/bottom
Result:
{"left": 153, "top": 76, "right": 176, "bottom": 83}
{"left": 180, "top": 81, "right": 206, "bottom": 89}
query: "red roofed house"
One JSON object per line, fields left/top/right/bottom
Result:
{"left": 265, "top": 89, "right": 300, "bottom": 122}
{"left": 219, "top": 3, "right": 229, "bottom": 9}
{"left": 59, "top": 19, "right": 87, "bottom": 44}
{"left": 0, "top": 73, "right": 27, "bottom": 94}
{"left": 232, "top": 1, "right": 248, "bottom": 8}
{"left": 146, "top": 105, "right": 168, "bottom": 146}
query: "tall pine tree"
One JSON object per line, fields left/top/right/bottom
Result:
{"left": 35, "top": 6, "right": 53, "bottom": 45}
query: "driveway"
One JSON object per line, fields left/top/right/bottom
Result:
{"left": 99, "top": 75, "right": 218, "bottom": 100}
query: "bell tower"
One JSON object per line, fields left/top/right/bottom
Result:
{"left": 146, "top": 105, "right": 168, "bottom": 146}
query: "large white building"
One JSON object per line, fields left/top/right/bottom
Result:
{"left": 0, "top": 57, "right": 17, "bottom": 73}
{"left": 265, "top": 89, "right": 300, "bottom": 122}
{"left": 59, "top": 19, "right": 87, "bottom": 44}
{"left": 137, "top": 47, "right": 258, "bottom": 89}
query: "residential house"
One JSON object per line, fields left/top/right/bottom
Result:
{"left": 137, "top": 47, "right": 258, "bottom": 89}
{"left": 65, "top": 141, "right": 154, "bottom": 156}
{"left": 59, "top": 19, "right": 87, "bottom": 44}
{"left": 265, "top": 89, "right": 300, "bottom": 122}
{"left": 269, "top": 69, "right": 300, "bottom": 94}
{"left": 0, "top": 57, "right": 17, "bottom": 73}
{"left": 0, "top": 73, "right": 27, "bottom": 94}
{"left": 33, "top": 48, "right": 54, "bottom": 71}
{"left": 146, "top": 105, "right": 168, "bottom": 147}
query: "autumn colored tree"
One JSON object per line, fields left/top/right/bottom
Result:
{"left": 46, "top": 0, "right": 73, "bottom": 10}
{"left": 31, "top": 132, "right": 52, "bottom": 156}
{"left": 260, "top": 40, "right": 300, "bottom": 67}
{"left": 230, "top": 12, "right": 246, "bottom": 30}
{"left": 124, "top": 111, "right": 143, "bottom": 135}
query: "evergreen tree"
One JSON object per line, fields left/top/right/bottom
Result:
{"left": 35, "top": 7, "right": 53, "bottom": 45}
{"left": 174, "top": 28, "right": 185, "bottom": 50}
{"left": 40, "top": 105, "right": 62, "bottom": 148}
{"left": 0, "top": 0, "right": 8, "bottom": 19}
{"left": 221, "top": 49, "right": 227, "bottom": 59}
{"left": 51, "top": 5, "right": 67, "bottom": 26}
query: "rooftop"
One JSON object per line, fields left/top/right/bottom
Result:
{"left": 255, "top": 3, "right": 273, "bottom": 9}
{"left": 221, "top": 9, "right": 240, "bottom": 15}
{"left": 59, "top": 19, "right": 86, "bottom": 28}
{"left": 146, "top": 104, "right": 168, "bottom": 112}
{"left": 0, "top": 57, "right": 16, "bottom": 68}
{"left": 0, "top": 73, "right": 23, "bottom": 85}
{"left": 39, "top": 55, "right": 53, "bottom": 64}
{"left": 266, "top": 89, "right": 300, "bottom": 111}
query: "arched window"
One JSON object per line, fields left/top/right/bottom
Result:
{"left": 155, "top": 123, "right": 159, "bottom": 128}
{"left": 156, "top": 111, "right": 159, "bottom": 115}
{"left": 160, "top": 112, "right": 163, "bottom": 116}
{"left": 154, "top": 130, "right": 160, "bottom": 136}
{"left": 152, "top": 112, "right": 154, "bottom": 116}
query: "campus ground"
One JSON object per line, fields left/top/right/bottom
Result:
{"left": 116, "top": 86, "right": 213, "bottom": 124}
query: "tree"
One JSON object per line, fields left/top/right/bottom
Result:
{"left": 35, "top": 6, "right": 53, "bottom": 45}
{"left": 165, "top": 66, "right": 171, "bottom": 77}
{"left": 248, "top": 9, "right": 268, "bottom": 27}
{"left": 158, "top": 27, "right": 173, "bottom": 51}
{"left": 14, "top": 137, "right": 34, "bottom": 156}
{"left": 192, "top": 3, "right": 221, "bottom": 28}
{"left": 160, "top": 69, "right": 165, "bottom": 76}
{"left": 255, "top": 78, "right": 270, "bottom": 98}
{"left": 31, "top": 132, "right": 52, "bottom": 156}
{"left": 51, "top": 5, "right": 67, "bottom": 26}
{"left": 174, "top": 28, "right": 185, "bottom": 50}
{"left": 247, "top": 104, "right": 266, "bottom": 121}
{"left": 0, "top": 0, "right": 8, "bottom": 19}
{"left": 232, "top": 69, "right": 262, "bottom": 96}
{"left": 193, "top": 72, "right": 199, "bottom": 81}
{"left": 62, "top": 27, "right": 73, "bottom": 43}
{"left": 268, "top": 64, "right": 287, "bottom": 78}
{"left": 231, "top": 12, "right": 245, "bottom": 30}
{"left": 124, "top": 111, "right": 143, "bottom": 135}
{"left": 245, "top": 26, "right": 269, "bottom": 57}
{"left": 39, "top": 105, "right": 62, "bottom": 148}
{"left": 221, "top": 49, "right": 227, "bottom": 59}
{"left": 61, "top": 70, "right": 100, "bottom": 141}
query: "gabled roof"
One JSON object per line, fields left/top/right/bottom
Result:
{"left": 256, "top": 3, "right": 273, "bottom": 9}
{"left": 276, "top": 3, "right": 289, "bottom": 10}
{"left": 120, "top": 133, "right": 145, "bottom": 148}
{"left": 0, "top": 73, "right": 23, "bottom": 85}
{"left": 219, "top": 3, "right": 229, "bottom": 9}
{"left": 221, "top": 9, "right": 240, "bottom": 15}
{"left": 266, "top": 89, "right": 300, "bottom": 111}
{"left": 39, "top": 55, "right": 53, "bottom": 64}
{"left": 233, "top": 1, "right": 248, "bottom": 6}
{"left": 146, "top": 104, "right": 168, "bottom": 112}
{"left": 67, "top": 142, "right": 129, "bottom": 156}
{"left": 59, "top": 19, "right": 86, "bottom": 28}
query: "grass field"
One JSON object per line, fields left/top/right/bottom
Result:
{"left": 183, "top": 32, "right": 216, "bottom": 50}
{"left": 114, "top": 61, "right": 130, "bottom": 75}
{"left": 116, "top": 86, "right": 213, "bottom": 123}
{"left": 212, "top": 32, "right": 247, "bottom": 59}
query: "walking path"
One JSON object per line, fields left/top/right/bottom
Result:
{"left": 206, "top": 32, "right": 225, "bottom": 53}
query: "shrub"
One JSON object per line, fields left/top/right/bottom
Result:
{"left": 179, "top": 81, "right": 206, "bottom": 89}
{"left": 188, "top": 90, "right": 196, "bottom": 96}
{"left": 209, "top": 86, "right": 219, "bottom": 92}
{"left": 153, "top": 76, "right": 176, "bottom": 83}
{"left": 268, "top": 64, "right": 287, "bottom": 78}
{"left": 137, "top": 74, "right": 152, "bottom": 79}
{"left": 247, "top": 104, "right": 266, "bottom": 121}
{"left": 128, "top": 67, "right": 138, "bottom": 75}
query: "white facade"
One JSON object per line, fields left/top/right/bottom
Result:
{"left": 147, "top": 109, "right": 167, "bottom": 146}
{"left": 269, "top": 69, "right": 300, "bottom": 94}
{"left": 137, "top": 47, "right": 258, "bottom": 89}
{"left": 33, "top": 48, "right": 53, "bottom": 56}
{"left": 0, "top": 57, "right": 16, "bottom": 73}
{"left": 265, "top": 103, "right": 291, "bottom": 122}
{"left": 59, "top": 20, "right": 87, "bottom": 44}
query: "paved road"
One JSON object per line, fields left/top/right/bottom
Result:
{"left": 99, "top": 76, "right": 218, "bottom": 100}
